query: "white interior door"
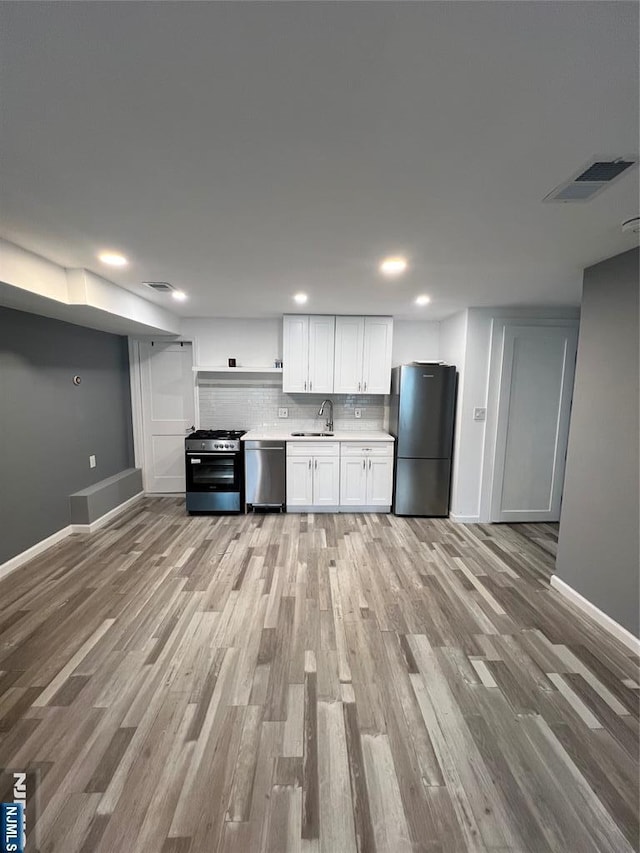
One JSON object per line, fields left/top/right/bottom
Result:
{"left": 491, "top": 325, "right": 577, "bottom": 522}
{"left": 139, "top": 341, "right": 195, "bottom": 493}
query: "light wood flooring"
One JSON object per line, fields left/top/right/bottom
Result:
{"left": 0, "top": 498, "right": 638, "bottom": 852}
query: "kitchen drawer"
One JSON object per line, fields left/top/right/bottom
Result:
{"left": 340, "top": 442, "right": 394, "bottom": 457}
{"left": 287, "top": 441, "right": 340, "bottom": 456}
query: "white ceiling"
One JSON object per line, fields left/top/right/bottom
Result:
{"left": 1, "top": 1, "right": 638, "bottom": 321}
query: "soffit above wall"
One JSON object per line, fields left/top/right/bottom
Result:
{"left": 0, "top": 239, "right": 181, "bottom": 336}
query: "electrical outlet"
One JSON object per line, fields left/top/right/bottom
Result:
{"left": 278, "top": 407, "right": 288, "bottom": 418}
{"left": 473, "top": 407, "right": 486, "bottom": 422}
{"left": 89, "top": 455, "right": 97, "bottom": 468}
{"left": 354, "top": 408, "right": 362, "bottom": 419}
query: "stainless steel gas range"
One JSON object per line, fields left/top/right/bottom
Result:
{"left": 185, "top": 429, "right": 246, "bottom": 513}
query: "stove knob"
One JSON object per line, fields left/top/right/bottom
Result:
{"left": 225, "top": 443, "right": 231, "bottom": 449}
{"left": 201, "top": 442, "right": 205, "bottom": 449}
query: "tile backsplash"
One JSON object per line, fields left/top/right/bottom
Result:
{"left": 198, "top": 383, "right": 389, "bottom": 431}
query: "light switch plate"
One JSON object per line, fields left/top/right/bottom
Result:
{"left": 89, "top": 455, "right": 97, "bottom": 468}
{"left": 354, "top": 408, "right": 362, "bottom": 419}
{"left": 278, "top": 408, "right": 288, "bottom": 418}
{"left": 473, "top": 407, "right": 486, "bottom": 422}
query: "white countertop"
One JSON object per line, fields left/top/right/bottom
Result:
{"left": 242, "top": 427, "right": 394, "bottom": 443}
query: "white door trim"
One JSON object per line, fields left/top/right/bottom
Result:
{"left": 479, "top": 317, "right": 579, "bottom": 523}
{"left": 128, "top": 338, "right": 145, "bottom": 481}
{"left": 129, "top": 337, "right": 196, "bottom": 493}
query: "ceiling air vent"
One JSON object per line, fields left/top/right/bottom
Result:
{"left": 544, "top": 156, "right": 638, "bottom": 203}
{"left": 143, "top": 281, "right": 174, "bottom": 292}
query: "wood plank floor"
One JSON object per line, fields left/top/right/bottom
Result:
{"left": 0, "top": 498, "right": 638, "bottom": 852}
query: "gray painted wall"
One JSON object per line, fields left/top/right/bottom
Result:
{"left": 555, "top": 248, "right": 639, "bottom": 637}
{"left": 0, "top": 307, "right": 134, "bottom": 563}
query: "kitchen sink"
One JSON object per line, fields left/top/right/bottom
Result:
{"left": 290, "top": 432, "right": 334, "bottom": 437}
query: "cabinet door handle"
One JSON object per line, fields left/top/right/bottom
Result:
{"left": 309, "top": 381, "right": 312, "bottom": 391}
{"left": 362, "top": 459, "right": 366, "bottom": 469}
{"left": 308, "top": 459, "right": 311, "bottom": 470}
{"left": 304, "top": 380, "right": 307, "bottom": 391}
{"left": 358, "top": 381, "right": 361, "bottom": 392}
{"left": 368, "top": 459, "right": 372, "bottom": 470}
{"left": 364, "top": 381, "right": 367, "bottom": 391}
{"left": 314, "top": 459, "right": 318, "bottom": 470}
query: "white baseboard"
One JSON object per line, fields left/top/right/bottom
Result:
{"left": 550, "top": 574, "right": 640, "bottom": 655}
{"left": 70, "top": 492, "right": 143, "bottom": 533}
{"left": 0, "top": 492, "right": 145, "bottom": 583}
{"left": 450, "top": 513, "right": 480, "bottom": 524}
{"left": 0, "top": 525, "right": 73, "bottom": 582}
{"left": 286, "top": 505, "right": 340, "bottom": 514}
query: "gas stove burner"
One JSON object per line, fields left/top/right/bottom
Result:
{"left": 189, "top": 429, "right": 247, "bottom": 440}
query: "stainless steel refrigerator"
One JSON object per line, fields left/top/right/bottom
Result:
{"left": 389, "top": 363, "right": 457, "bottom": 516}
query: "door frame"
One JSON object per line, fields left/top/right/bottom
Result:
{"left": 478, "top": 317, "right": 579, "bottom": 523}
{"left": 128, "top": 337, "right": 197, "bottom": 493}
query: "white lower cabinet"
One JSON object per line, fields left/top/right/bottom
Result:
{"left": 339, "top": 443, "right": 393, "bottom": 509}
{"left": 286, "top": 443, "right": 340, "bottom": 510}
{"left": 340, "top": 457, "right": 368, "bottom": 506}
{"left": 286, "top": 456, "right": 314, "bottom": 506}
{"left": 366, "top": 457, "right": 394, "bottom": 505}
{"left": 287, "top": 440, "right": 393, "bottom": 512}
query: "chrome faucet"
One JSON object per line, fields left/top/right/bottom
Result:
{"left": 318, "top": 399, "right": 334, "bottom": 432}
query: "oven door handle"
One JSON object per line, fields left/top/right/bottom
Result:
{"left": 186, "top": 452, "right": 238, "bottom": 457}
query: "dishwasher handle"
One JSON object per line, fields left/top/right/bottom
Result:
{"left": 244, "top": 440, "right": 286, "bottom": 451}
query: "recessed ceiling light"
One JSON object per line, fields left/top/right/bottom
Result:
{"left": 379, "top": 255, "right": 408, "bottom": 277}
{"left": 172, "top": 290, "right": 187, "bottom": 301}
{"left": 415, "top": 294, "right": 431, "bottom": 306}
{"left": 98, "top": 251, "right": 128, "bottom": 267}
{"left": 293, "top": 293, "right": 308, "bottom": 304}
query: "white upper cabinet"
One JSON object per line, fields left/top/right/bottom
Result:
{"left": 284, "top": 314, "right": 392, "bottom": 395}
{"left": 282, "top": 315, "right": 309, "bottom": 393}
{"left": 283, "top": 315, "right": 335, "bottom": 393}
{"left": 362, "top": 316, "right": 394, "bottom": 394}
{"left": 308, "top": 316, "right": 336, "bottom": 394}
{"left": 334, "top": 316, "right": 393, "bottom": 394}
{"left": 334, "top": 316, "right": 365, "bottom": 393}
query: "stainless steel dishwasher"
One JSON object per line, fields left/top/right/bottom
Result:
{"left": 244, "top": 440, "right": 286, "bottom": 511}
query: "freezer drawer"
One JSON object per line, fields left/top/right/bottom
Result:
{"left": 393, "top": 457, "right": 451, "bottom": 517}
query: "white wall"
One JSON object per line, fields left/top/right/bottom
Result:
{"left": 183, "top": 316, "right": 440, "bottom": 370}
{"left": 392, "top": 320, "right": 439, "bottom": 365}
{"left": 182, "top": 318, "right": 282, "bottom": 367}
{"left": 439, "top": 311, "right": 468, "bottom": 518}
